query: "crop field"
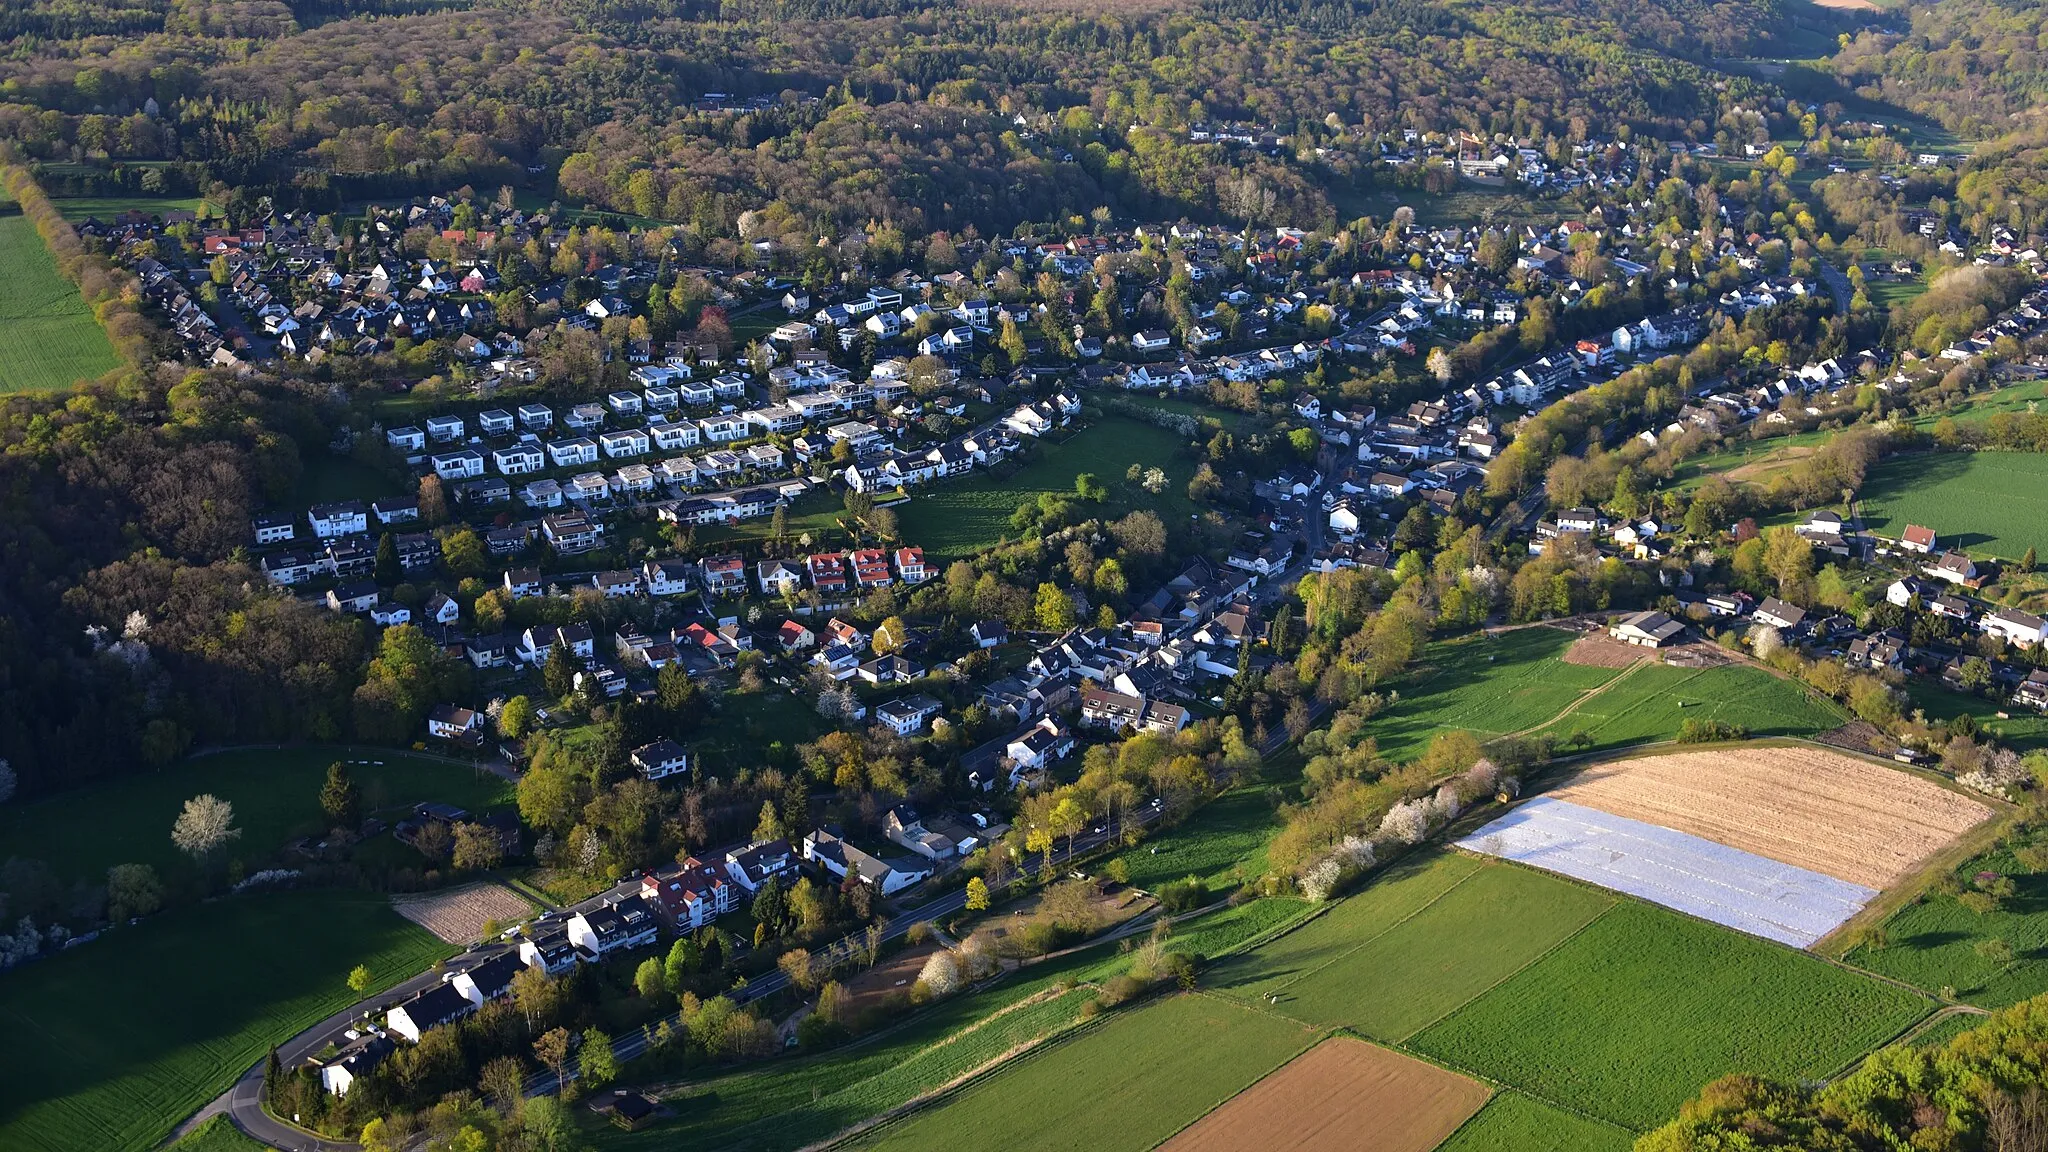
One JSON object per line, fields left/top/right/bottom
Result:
{"left": 0, "top": 892, "right": 450, "bottom": 1152}
{"left": 0, "top": 747, "right": 513, "bottom": 889}
{"left": 1409, "top": 900, "right": 1931, "bottom": 1129}
{"left": 849, "top": 993, "right": 1312, "bottom": 1152}
{"left": 0, "top": 210, "right": 121, "bottom": 392}
{"left": 895, "top": 416, "right": 1195, "bottom": 560}
{"left": 1847, "top": 827, "right": 2048, "bottom": 1008}
{"left": 1436, "top": 1092, "right": 1635, "bottom": 1152}
{"left": 1858, "top": 452, "right": 2048, "bottom": 561}
{"left": 1561, "top": 662, "right": 1847, "bottom": 750}
{"left": 1159, "top": 1037, "right": 1491, "bottom": 1152}
{"left": 1370, "top": 628, "right": 1626, "bottom": 759}
{"left": 1457, "top": 797, "right": 1876, "bottom": 947}
{"left": 1204, "top": 852, "right": 1485, "bottom": 1003}
{"left": 1544, "top": 746, "right": 1989, "bottom": 889}
{"left": 391, "top": 882, "right": 535, "bottom": 943}
{"left": 1254, "top": 860, "right": 1616, "bottom": 1040}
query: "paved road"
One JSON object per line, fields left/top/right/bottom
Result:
{"left": 210, "top": 802, "right": 1166, "bottom": 1148}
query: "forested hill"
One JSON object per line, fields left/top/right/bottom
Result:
{"left": 0, "top": 0, "right": 1806, "bottom": 233}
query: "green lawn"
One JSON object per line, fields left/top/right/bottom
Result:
{"left": 164, "top": 1116, "right": 269, "bottom": 1152}
{"left": 1847, "top": 825, "right": 2048, "bottom": 1007}
{"left": 1410, "top": 900, "right": 1931, "bottom": 1129}
{"left": 1256, "top": 860, "right": 1616, "bottom": 1042}
{"left": 51, "top": 196, "right": 210, "bottom": 222}
{"left": 1562, "top": 662, "right": 1848, "bottom": 750}
{"left": 295, "top": 453, "right": 404, "bottom": 507}
{"left": 847, "top": 992, "right": 1313, "bottom": 1152}
{"left": 1868, "top": 277, "right": 1930, "bottom": 310}
{"left": 1437, "top": 1092, "right": 1636, "bottom": 1152}
{"left": 1905, "top": 681, "right": 2048, "bottom": 751}
{"left": 0, "top": 210, "right": 120, "bottom": 392}
{"left": 0, "top": 746, "right": 513, "bottom": 889}
{"left": 1114, "top": 787, "right": 1286, "bottom": 892}
{"left": 1858, "top": 452, "right": 2048, "bottom": 561}
{"left": 0, "top": 891, "right": 452, "bottom": 1152}
{"left": 1369, "top": 628, "right": 1627, "bottom": 760}
{"left": 895, "top": 416, "right": 1197, "bottom": 561}
{"left": 1909, "top": 377, "right": 2048, "bottom": 429}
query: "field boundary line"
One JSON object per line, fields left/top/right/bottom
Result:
{"left": 1394, "top": 900, "right": 1620, "bottom": 1044}
{"left": 1239, "top": 859, "right": 1489, "bottom": 1002}
{"left": 1136, "top": 1024, "right": 1322, "bottom": 1152}
{"left": 1365, "top": 1025, "right": 1646, "bottom": 1138}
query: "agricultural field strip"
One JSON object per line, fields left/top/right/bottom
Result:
{"left": 1225, "top": 859, "right": 1492, "bottom": 1000}
{"left": 1156, "top": 1036, "right": 1491, "bottom": 1152}
{"left": 1379, "top": 894, "right": 1622, "bottom": 1045}
{"left": 1546, "top": 747, "right": 1991, "bottom": 890}
{"left": 1456, "top": 798, "right": 1877, "bottom": 948}
{"left": 1508, "top": 657, "right": 1649, "bottom": 737}
{"left": 1565, "top": 663, "right": 1707, "bottom": 728}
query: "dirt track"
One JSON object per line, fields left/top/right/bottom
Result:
{"left": 1548, "top": 746, "right": 1991, "bottom": 889}
{"left": 1160, "top": 1037, "right": 1490, "bottom": 1152}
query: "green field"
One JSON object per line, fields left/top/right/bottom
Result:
{"left": 1367, "top": 629, "right": 1842, "bottom": 760}
{"left": 1858, "top": 452, "right": 2048, "bottom": 561}
{"left": 896, "top": 416, "right": 1196, "bottom": 560}
{"left": 1910, "top": 377, "right": 2048, "bottom": 429}
{"left": 1254, "top": 861, "right": 1616, "bottom": 1041}
{"left": 51, "top": 196, "right": 209, "bottom": 222}
{"left": 1563, "top": 662, "right": 1848, "bottom": 750}
{"left": 1410, "top": 900, "right": 1930, "bottom": 1129}
{"left": 1905, "top": 681, "right": 2048, "bottom": 751}
{"left": 848, "top": 992, "right": 1312, "bottom": 1152}
{"left": 0, "top": 891, "right": 451, "bottom": 1152}
{"left": 0, "top": 210, "right": 121, "bottom": 392}
{"left": 1847, "top": 827, "right": 2048, "bottom": 1008}
{"left": 0, "top": 747, "right": 513, "bottom": 888}
{"left": 1867, "top": 277, "right": 1930, "bottom": 310}
{"left": 1114, "top": 787, "right": 1286, "bottom": 892}
{"left": 1437, "top": 1092, "right": 1636, "bottom": 1152}
{"left": 1370, "top": 629, "right": 1627, "bottom": 759}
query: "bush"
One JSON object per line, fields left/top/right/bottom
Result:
{"left": 1158, "top": 876, "right": 1210, "bottom": 913}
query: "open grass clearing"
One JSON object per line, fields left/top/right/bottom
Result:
{"left": 1561, "top": 662, "right": 1847, "bottom": 750}
{"left": 294, "top": 452, "right": 404, "bottom": 507}
{"left": 895, "top": 416, "right": 1197, "bottom": 561}
{"left": 1159, "top": 1036, "right": 1490, "bottom": 1152}
{"left": 1544, "top": 745, "right": 1990, "bottom": 890}
{"left": 1115, "top": 787, "right": 1285, "bottom": 892}
{"left": 0, "top": 746, "right": 513, "bottom": 889}
{"left": 1905, "top": 681, "right": 2048, "bottom": 752}
{"left": 1369, "top": 628, "right": 1625, "bottom": 760}
{"left": 1410, "top": 899, "right": 1931, "bottom": 1129}
{"left": 0, "top": 892, "right": 451, "bottom": 1152}
{"left": 847, "top": 992, "right": 1313, "bottom": 1152}
{"left": 164, "top": 1116, "right": 269, "bottom": 1152}
{"left": 1909, "top": 377, "right": 2048, "bottom": 429}
{"left": 1857, "top": 452, "right": 2048, "bottom": 562}
{"left": 0, "top": 209, "right": 120, "bottom": 393}
{"left": 1436, "top": 1092, "right": 1636, "bottom": 1152}
{"left": 1260, "top": 858, "right": 1616, "bottom": 1041}
{"left": 51, "top": 196, "right": 210, "bottom": 222}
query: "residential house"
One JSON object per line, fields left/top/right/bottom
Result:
{"left": 567, "top": 896, "right": 659, "bottom": 956}
{"left": 699, "top": 553, "right": 748, "bottom": 595}
{"left": 387, "top": 983, "right": 474, "bottom": 1043}
{"left": 802, "top": 828, "right": 932, "bottom": 896}
{"left": 876, "top": 694, "right": 944, "bottom": 736}
{"left": 426, "top": 704, "right": 483, "bottom": 742}
{"left": 724, "top": 839, "right": 797, "bottom": 893}
{"left": 630, "top": 738, "right": 691, "bottom": 782}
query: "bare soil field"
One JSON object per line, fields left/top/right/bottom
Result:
{"left": 1160, "top": 1036, "right": 1490, "bottom": 1152}
{"left": 391, "top": 883, "right": 533, "bottom": 944}
{"left": 841, "top": 940, "right": 946, "bottom": 1015}
{"left": 1562, "top": 634, "right": 1645, "bottom": 668}
{"left": 1548, "top": 746, "right": 1991, "bottom": 889}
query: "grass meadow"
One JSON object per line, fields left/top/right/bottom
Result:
{"left": 1847, "top": 825, "right": 2048, "bottom": 1007}
{"left": 847, "top": 993, "right": 1313, "bottom": 1152}
{"left": 0, "top": 892, "right": 450, "bottom": 1152}
{"left": 0, "top": 746, "right": 513, "bottom": 889}
{"left": 1368, "top": 628, "right": 1841, "bottom": 760}
{"left": 1410, "top": 899, "right": 1930, "bottom": 1129}
{"left": 1437, "top": 1092, "right": 1636, "bottom": 1152}
{"left": 0, "top": 209, "right": 120, "bottom": 392}
{"left": 1857, "top": 451, "right": 2048, "bottom": 561}
{"left": 165, "top": 1116, "right": 269, "bottom": 1152}
{"left": 896, "top": 416, "right": 1196, "bottom": 560}
{"left": 51, "top": 196, "right": 210, "bottom": 222}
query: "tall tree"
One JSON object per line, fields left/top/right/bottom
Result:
{"left": 320, "top": 761, "right": 361, "bottom": 828}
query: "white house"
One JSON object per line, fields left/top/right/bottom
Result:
{"left": 600, "top": 429, "right": 651, "bottom": 459}
{"left": 630, "top": 738, "right": 692, "bottom": 782}
{"left": 1984, "top": 608, "right": 2048, "bottom": 647}
{"left": 643, "top": 559, "right": 694, "bottom": 596}
{"left": 547, "top": 438, "right": 600, "bottom": 468}
{"left": 567, "top": 896, "right": 659, "bottom": 955}
{"left": 307, "top": 501, "right": 368, "bottom": 539}
{"left": 875, "top": 694, "right": 944, "bottom": 736}
{"left": 387, "top": 983, "right": 474, "bottom": 1043}
{"left": 431, "top": 450, "right": 486, "bottom": 480}
{"left": 802, "top": 829, "right": 932, "bottom": 895}
{"left": 492, "top": 444, "right": 545, "bottom": 475}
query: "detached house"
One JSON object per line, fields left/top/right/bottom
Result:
{"left": 567, "top": 896, "right": 659, "bottom": 956}
{"left": 630, "top": 738, "right": 692, "bottom": 782}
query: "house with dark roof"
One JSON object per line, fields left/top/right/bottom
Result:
{"left": 388, "top": 981, "right": 475, "bottom": 1042}
{"left": 567, "top": 895, "right": 659, "bottom": 955}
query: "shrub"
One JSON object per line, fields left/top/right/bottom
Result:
{"left": 1158, "top": 876, "right": 1210, "bottom": 913}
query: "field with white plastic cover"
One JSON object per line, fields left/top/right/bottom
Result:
{"left": 1456, "top": 796, "right": 1874, "bottom": 947}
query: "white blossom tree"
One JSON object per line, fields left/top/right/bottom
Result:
{"left": 170, "top": 794, "right": 241, "bottom": 863}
